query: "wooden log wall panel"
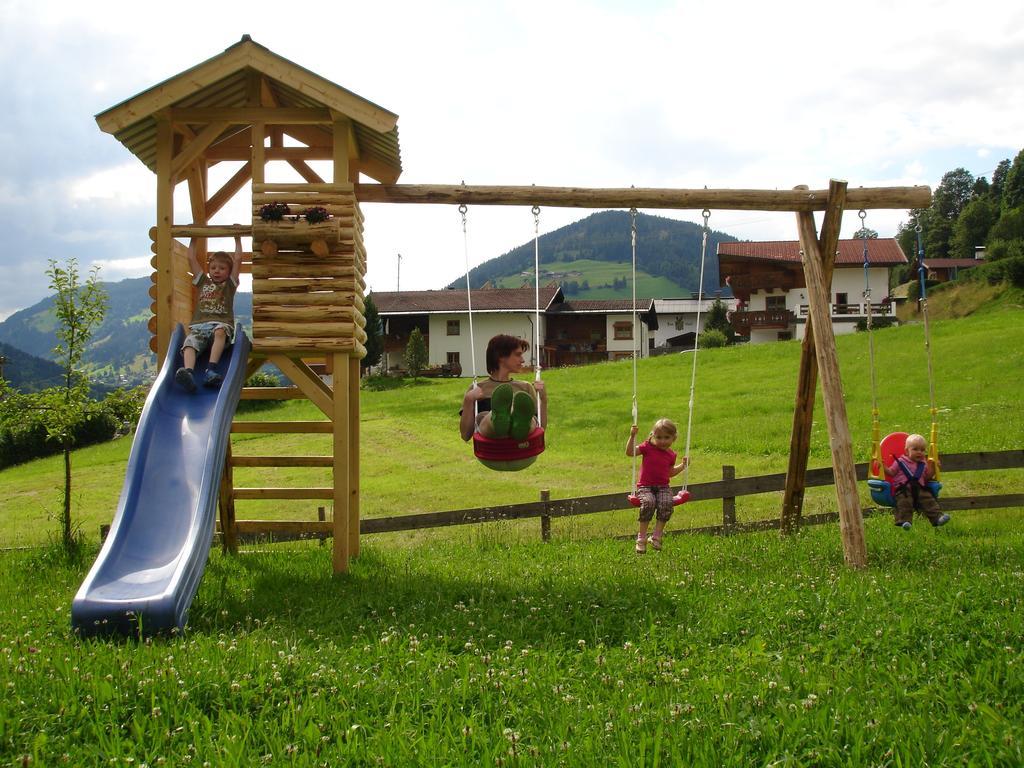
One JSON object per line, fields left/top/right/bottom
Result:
{"left": 251, "top": 220, "right": 348, "bottom": 250}
{"left": 253, "top": 305, "right": 364, "bottom": 324}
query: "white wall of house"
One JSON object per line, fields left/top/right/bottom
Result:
{"left": 428, "top": 312, "right": 545, "bottom": 376}
{"left": 605, "top": 313, "right": 650, "bottom": 358}
{"left": 745, "top": 267, "right": 893, "bottom": 344}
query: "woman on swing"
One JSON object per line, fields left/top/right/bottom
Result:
{"left": 460, "top": 334, "right": 547, "bottom": 445}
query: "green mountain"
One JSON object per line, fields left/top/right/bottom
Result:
{"left": 448, "top": 210, "right": 738, "bottom": 297}
{"left": 0, "top": 276, "right": 253, "bottom": 389}
{"left": 0, "top": 342, "right": 66, "bottom": 392}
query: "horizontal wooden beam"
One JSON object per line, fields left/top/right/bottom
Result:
{"left": 169, "top": 107, "right": 332, "bottom": 124}
{"left": 206, "top": 146, "right": 333, "bottom": 161}
{"left": 149, "top": 224, "right": 251, "bottom": 240}
{"left": 233, "top": 488, "right": 334, "bottom": 500}
{"left": 231, "top": 421, "right": 333, "bottom": 434}
{"left": 231, "top": 456, "right": 334, "bottom": 467}
{"left": 354, "top": 183, "right": 932, "bottom": 211}
{"left": 239, "top": 387, "right": 307, "bottom": 400}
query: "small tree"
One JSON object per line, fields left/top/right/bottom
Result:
{"left": 703, "top": 298, "right": 735, "bottom": 344}
{"left": 362, "top": 293, "right": 384, "bottom": 375}
{"left": 404, "top": 327, "right": 428, "bottom": 380}
{"left": 37, "top": 260, "right": 107, "bottom": 551}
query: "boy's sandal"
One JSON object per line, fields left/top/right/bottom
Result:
{"left": 649, "top": 536, "right": 663, "bottom": 551}
{"left": 489, "top": 383, "right": 514, "bottom": 438}
{"left": 509, "top": 390, "right": 536, "bottom": 441}
{"left": 635, "top": 536, "right": 647, "bottom": 554}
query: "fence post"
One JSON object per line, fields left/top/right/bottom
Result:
{"left": 722, "top": 465, "right": 736, "bottom": 534}
{"left": 540, "top": 489, "right": 551, "bottom": 542}
{"left": 318, "top": 506, "right": 326, "bottom": 546}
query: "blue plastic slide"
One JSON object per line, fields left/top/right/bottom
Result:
{"left": 72, "top": 323, "right": 250, "bottom": 636}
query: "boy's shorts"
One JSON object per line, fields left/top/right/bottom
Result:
{"left": 182, "top": 322, "right": 234, "bottom": 356}
{"left": 636, "top": 486, "right": 674, "bottom": 523}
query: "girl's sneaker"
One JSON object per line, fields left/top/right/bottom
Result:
{"left": 649, "top": 535, "right": 663, "bottom": 551}
{"left": 635, "top": 536, "right": 647, "bottom": 554}
{"left": 933, "top": 514, "right": 951, "bottom": 527}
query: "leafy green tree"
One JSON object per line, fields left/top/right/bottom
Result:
{"left": 703, "top": 298, "right": 735, "bottom": 343}
{"left": 987, "top": 206, "right": 1024, "bottom": 243}
{"left": 361, "top": 294, "right": 384, "bottom": 374}
{"left": 933, "top": 168, "right": 975, "bottom": 220}
{"left": 0, "top": 261, "right": 108, "bottom": 551}
{"left": 852, "top": 226, "right": 878, "bottom": 240}
{"left": 404, "top": 327, "right": 428, "bottom": 380}
{"left": 1001, "top": 149, "right": 1024, "bottom": 211}
{"left": 950, "top": 197, "right": 998, "bottom": 259}
{"left": 991, "top": 159, "right": 1011, "bottom": 203}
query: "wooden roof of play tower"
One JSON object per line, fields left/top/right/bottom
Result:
{"left": 95, "top": 35, "right": 402, "bottom": 183}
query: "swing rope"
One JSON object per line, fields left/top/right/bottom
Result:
{"left": 916, "top": 222, "right": 941, "bottom": 479}
{"left": 630, "top": 208, "right": 640, "bottom": 492}
{"left": 459, "top": 203, "right": 479, "bottom": 385}
{"left": 860, "top": 210, "right": 883, "bottom": 479}
{"left": 681, "top": 209, "right": 711, "bottom": 489}
{"left": 532, "top": 205, "right": 544, "bottom": 428}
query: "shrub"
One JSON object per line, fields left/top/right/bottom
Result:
{"left": 237, "top": 371, "right": 284, "bottom": 413}
{"left": 855, "top": 316, "right": 897, "bottom": 332}
{"left": 697, "top": 329, "right": 727, "bottom": 348}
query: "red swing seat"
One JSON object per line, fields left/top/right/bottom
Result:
{"left": 868, "top": 431, "right": 942, "bottom": 507}
{"left": 627, "top": 488, "right": 691, "bottom": 507}
{"left": 473, "top": 426, "right": 546, "bottom": 470}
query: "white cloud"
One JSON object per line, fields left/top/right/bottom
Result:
{"left": 1, "top": 0, "right": 1021, "bottom": 316}
{"left": 67, "top": 163, "right": 154, "bottom": 208}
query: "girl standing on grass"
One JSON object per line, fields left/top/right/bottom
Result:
{"left": 626, "top": 418, "right": 689, "bottom": 554}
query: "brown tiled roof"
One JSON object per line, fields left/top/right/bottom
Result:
{"left": 550, "top": 299, "right": 655, "bottom": 313}
{"left": 373, "top": 286, "right": 562, "bottom": 314}
{"left": 923, "top": 259, "right": 984, "bottom": 268}
{"left": 717, "top": 238, "right": 907, "bottom": 265}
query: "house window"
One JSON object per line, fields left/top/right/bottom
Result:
{"left": 765, "top": 295, "right": 786, "bottom": 310}
{"left": 613, "top": 321, "right": 634, "bottom": 341}
{"left": 447, "top": 352, "right": 460, "bottom": 365}
{"left": 446, "top": 320, "right": 460, "bottom": 336}
{"left": 777, "top": 331, "right": 792, "bottom": 341}
{"left": 835, "top": 292, "right": 848, "bottom": 305}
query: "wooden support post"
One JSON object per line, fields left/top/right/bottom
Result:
{"left": 540, "top": 489, "right": 551, "bottom": 542}
{"left": 332, "top": 352, "right": 351, "bottom": 573}
{"left": 318, "top": 506, "right": 326, "bottom": 547}
{"left": 348, "top": 355, "right": 360, "bottom": 559}
{"left": 781, "top": 181, "right": 847, "bottom": 533}
{"left": 219, "top": 443, "right": 238, "bottom": 555}
{"left": 251, "top": 123, "right": 266, "bottom": 187}
{"left": 722, "top": 465, "right": 736, "bottom": 533}
{"left": 154, "top": 118, "right": 174, "bottom": 362}
{"left": 795, "top": 209, "right": 867, "bottom": 568}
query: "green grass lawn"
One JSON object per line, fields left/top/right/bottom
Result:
{"left": 2, "top": 513, "right": 1022, "bottom": 765}
{"left": 2, "top": 302, "right": 1021, "bottom": 548}
{"left": 0, "top": 297, "right": 1022, "bottom": 765}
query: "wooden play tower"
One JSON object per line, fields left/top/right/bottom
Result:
{"left": 99, "top": 37, "right": 931, "bottom": 571}
{"left": 96, "top": 36, "right": 401, "bottom": 572}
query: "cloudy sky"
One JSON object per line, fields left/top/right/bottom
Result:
{"left": 0, "top": 0, "right": 1020, "bottom": 319}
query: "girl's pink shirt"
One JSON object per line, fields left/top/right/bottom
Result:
{"left": 636, "top": 441, "right": 677, "bottom": 486}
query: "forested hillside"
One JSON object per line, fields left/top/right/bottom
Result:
{"left": 448, "top": 210, "right": 738, "bottom": 297}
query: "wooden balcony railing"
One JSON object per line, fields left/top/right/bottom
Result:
{"left": 730, "top": 309, "right": 795, "bottom": 334}
{"left": 797, "top": 302, "right": 895, "bottom": 318}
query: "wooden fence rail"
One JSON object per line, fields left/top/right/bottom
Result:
{"left": 216, "top": 449, "right": 1023, "bottom": 544}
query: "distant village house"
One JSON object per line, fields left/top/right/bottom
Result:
{"left": 718, "top": 238, "right": 906, "bottom": 343}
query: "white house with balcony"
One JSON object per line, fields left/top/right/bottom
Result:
{"left": 718, "top": 238, "right": 906, "bottom": 344}
{"left": 372, "top": 287, "right": 658, "bottom": 374}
